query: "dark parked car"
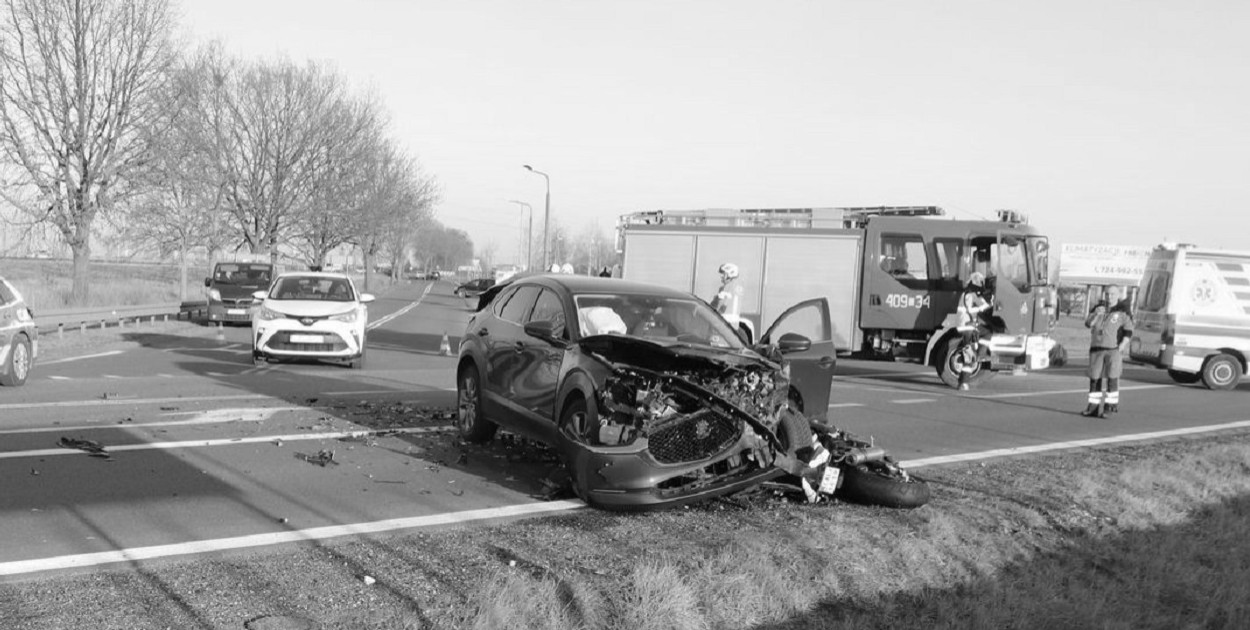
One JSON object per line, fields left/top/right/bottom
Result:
{"left": 454, "top": 277, "right": 495, "bottom": 298}
{"left": 455, "top": 275, "right": 838, "bottom": 510}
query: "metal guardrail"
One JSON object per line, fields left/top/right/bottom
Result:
{"left": 35, "top": 301, "right": 209, "bottom": 334}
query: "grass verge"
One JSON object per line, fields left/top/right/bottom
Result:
{"left": 2, "top": 430, "right": 1247, "bottom": 629}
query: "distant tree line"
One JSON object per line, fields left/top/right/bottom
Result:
{"left": 0, "top": 0, "right": 460, "bottom": 304}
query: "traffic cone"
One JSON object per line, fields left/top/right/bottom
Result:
{"left": 438, "top": 332, "right": 451, "bottom": 356}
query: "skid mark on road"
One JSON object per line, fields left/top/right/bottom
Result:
{"left": 0, "top": 500, "right": 584, "bottom": 577}
{"left": 901, "top": 419, "right": 1250, "bottom": 469}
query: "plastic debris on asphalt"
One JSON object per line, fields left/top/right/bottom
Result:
{"left": 57, "top": 437, "right": 111, "bottom": 459}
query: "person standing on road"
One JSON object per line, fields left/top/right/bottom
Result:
{"left": 711, "top": 262, "right": 744, "bottom": 331}
{"left": 955, "top": 272, "right": 993, "bottom": 390}
{"left": 1082, "top": 285, "right": 1134, "bottom": 417}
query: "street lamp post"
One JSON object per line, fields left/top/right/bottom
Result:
{"left": 508, "top": 200, "right": 532, "bottom": 270}
{"left": 522, "top": 165, "right": 551, "bottom": 270}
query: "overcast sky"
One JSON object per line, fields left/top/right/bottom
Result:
{"left": 181, "top": 0, "right": 1250, "bottom": 263}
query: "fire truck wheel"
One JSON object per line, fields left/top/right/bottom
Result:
{"left": 1201, "top": 354, "right": 1243, "bottom": 390}
{"left": 936, "top": 339, "right": 989, "bottom": 389}
{"left": 838, "top": 463, "right": 931, "bottom": 509}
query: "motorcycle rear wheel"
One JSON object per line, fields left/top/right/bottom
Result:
{"left": 838, "top": 463, "right": 931, "bottom": 509}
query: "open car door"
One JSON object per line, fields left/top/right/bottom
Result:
{"left": 760, "top": 298, "right": 836, "bottom": 419}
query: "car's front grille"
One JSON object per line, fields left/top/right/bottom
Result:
{"left": 268, "top": 331, "right": 349, "bottom": 353}
{"left": 647, "top": 410, "right": 741, "bottom": 464}
{"left": 222, "top": 298, "right": 254, "bottom": 307}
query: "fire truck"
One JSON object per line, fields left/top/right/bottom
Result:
{"left": 616, "top": 206, "right": 1057, "bottom": 387}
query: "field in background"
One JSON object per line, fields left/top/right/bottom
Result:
{"left": 1, "top": 257, "right": 401, "bottom": 312}
{"left": 1, "top": 257, "right": 197, "bottom": 310}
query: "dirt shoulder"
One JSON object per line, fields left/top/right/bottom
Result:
{"left": 3, "top": 426, "right": 1247, "bottom": 630}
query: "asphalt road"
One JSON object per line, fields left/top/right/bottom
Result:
{"left": 2, "top": 279, "right": 1247, "bottom": 579}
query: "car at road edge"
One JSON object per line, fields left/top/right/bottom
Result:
{"left": 455, "top": 274, "right": 839, "bottom": 510}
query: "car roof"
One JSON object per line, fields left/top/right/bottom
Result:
{"left": 276, "top": 272, "right": 353, "bottom": 280}
{"left": 511, "top": 274, "right": 693, "bottom": 298}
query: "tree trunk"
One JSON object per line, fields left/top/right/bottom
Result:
{"left": 362, "top": 251, "right": 373, "bottom": 291}
{"left": 178, "top": 244, "right": 189, "bottom": 302}
{"left": 70, "top": 241, "right": 92, "bottom": 306}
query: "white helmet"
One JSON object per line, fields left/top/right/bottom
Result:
{"left": 718, "top": 262, "right": 739, "bottom": 280}
{"left": 967, "top": 271, "right": 986, "bottom": 288}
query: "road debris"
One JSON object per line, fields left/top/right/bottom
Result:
{"left": 296, "top": 449, "right": 337, "bottom": 467}
{"left": 361, "top": 574, "right": 376, "bottom": 586}
{"left": 57, "top": 437, "right": 111, "bottom": 459}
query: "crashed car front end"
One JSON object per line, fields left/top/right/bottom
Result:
{"left": 566, "top": 338, "right": 796, "bottom": 510}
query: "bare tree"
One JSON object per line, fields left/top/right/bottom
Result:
{"left": 203, "top": 55, "right": 343, "bottom": 263}
{"left": 0, "top": 0, "right": 176, "bottom": 304}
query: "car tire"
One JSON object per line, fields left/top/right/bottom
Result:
{"left": 838, "top": 463, "right": 931, "bottom": 509}
{"left": 1167, "top": 368, "right": 1201, "bottom": 384}
{"left": 0, "top": 335, "right": 32, "bottom": 387}
{"left": 937, "top": 338, "right": 989, "bottom": 389}
{"left": 776, "top": 407, "right": 813, "bottom": 456}
{"left": 1201, "top": 353, "right": 1243, "bottom": 390}
{"left": 350, "top": 344, "right": 366, "bottom": 370}
{"left": 457, "top": 365, "right": 497, "bottom": 443}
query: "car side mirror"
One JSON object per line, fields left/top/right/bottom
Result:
{"left": 204, "top": 277, "right": 212, "bottom": 288}
{"left": 251, "top": 291, "right": 267, "bottom": 300}
{"left": 777, "top": 332, "right": 811, "bottom": 353}
{"left": 360, "top": 293, "right": 375, "bottom": 304}
{"left": 524, "top": 320, "right": 565, "bottom": 345}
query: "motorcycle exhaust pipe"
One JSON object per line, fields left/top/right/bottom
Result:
{"left": 844, "top": 446, "right": 888, "bottom": 465}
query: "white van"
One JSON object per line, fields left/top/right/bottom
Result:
{"left": 1130, "top": 244, "right": 1250, "bottom": 389}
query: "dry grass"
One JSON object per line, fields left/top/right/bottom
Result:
{"left": 1, "top": 258, "right": 194, "bottom": 310}
{"left": 458, "top": 438, "right": 1250, "bottom": 630}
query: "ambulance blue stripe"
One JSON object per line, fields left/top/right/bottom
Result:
{"left": 1226, "top": 277, "right": 1250, "bottom": 286}
{"left": 1215, "top": 263, "right": 1244, "bottom": 272}
{"left": 1237, "top": 292, "right": 1250, "bottom": 301}
{"left": 1175, "top": 323, "right": 1250, "bottom": 338}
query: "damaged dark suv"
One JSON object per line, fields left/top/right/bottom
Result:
{"left": 455, "top": 275, "right": 839, "bottom": 510}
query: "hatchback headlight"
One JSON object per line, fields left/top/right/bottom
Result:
{"left": 256, "top": 305, "right": 284, "bottom": 321}
{"left": 329, "top": 309, "right": 358, "bottom": 323}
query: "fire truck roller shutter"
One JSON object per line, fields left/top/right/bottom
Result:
{"left": 761, "top": 235, "right": 860, "bottom": 352}
{"left": 621, "top": 234, "right": 697, "bottom": 292}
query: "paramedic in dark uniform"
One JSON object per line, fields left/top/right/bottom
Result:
{"left": 1082, "top": 285, "right": 1134, "bottom": 417}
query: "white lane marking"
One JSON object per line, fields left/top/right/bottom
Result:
{"left": 827, "top": 403, "right": 864, "bottom": 409}
{"left": 38, "top": 351, "right": 125, "bottom": 366}
{"left": 0, "top": 408, "right": 303, "bottom": 436}
{"left": 0, "top": 394, "right": 273, "bottom": 411}
{"left": 367, "top": 283, "right": 434, "bottom": 330}
{"left": 968, "top": 384, "right": 1172, "bottom": 400}
{"left": 47, "top": 376, "right": 70, "bottom": 381}
{"left": 0, "top": 426, "right": 455, "bottom": 459}
{"left": 103, "top": 375, "right": 123, "bottom": 379}
{"left": 900, "top": 419, "right": 1250, "bottom": 469}
{"left": 0, "top": 500, "right": 584, "bottom": 577}
{"left": 893, "top": 398, "right": 936, "bottom": 404}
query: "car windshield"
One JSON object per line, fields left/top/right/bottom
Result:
{"left": 573, "top": 293, "right": 745, "bottom": 349}
{"left": 269, "top": 276, "right": 355, "bottom": 301}
{"left": 213, "top": 264, "right": 272, "bottom": 284}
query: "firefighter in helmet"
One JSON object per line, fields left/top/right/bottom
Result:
{"left": 955, "top": 271, "right": 993, "bottom": 390}
{"left": 711, "top": 262, "right": 744, "bottom": 330}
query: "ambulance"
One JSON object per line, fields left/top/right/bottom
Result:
{"left": 1130, "top": 244, "right": 1250, "bottom": 390}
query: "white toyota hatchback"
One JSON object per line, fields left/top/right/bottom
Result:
{"left": 250, "top": 272, "right": 374, "bottom": 369}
